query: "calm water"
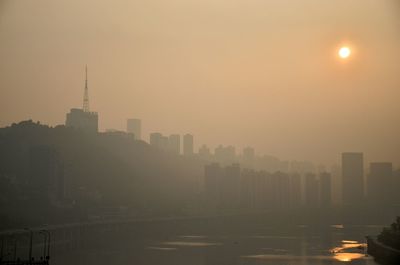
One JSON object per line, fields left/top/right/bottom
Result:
{"left": 54, "top": 224, "right": 383, "bottom": 265}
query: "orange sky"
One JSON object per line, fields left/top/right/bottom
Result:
{"left": 1, "top": 0, "right": 399, "bottom": 166}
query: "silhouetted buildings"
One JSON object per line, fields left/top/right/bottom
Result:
{"left": 29, "top": 146, "right": 65, "bottom": 204}
{"left": 256, "top": 155, "right": 289, "bottom": 173}
{"left": 290, "top": 161, "right": 315, "bottom": 175}
{"left": 272, "top": 171, "right": 291, "bottom": 209}
{"left": 198, "top": 144, "right": 211, "bottom": 160}
{"left": 150, "top": 132, "right": 162, "bottom": 148}
{"left": 203, "top": 163, "right": 337, "bottom": 212}
{"left": 143, "top": 142, "right": 398, "bottom": 212}
{"left": 289, "top": 173, "right": 302, "bottom": 208}
{"left": 215, "top": 145, "right": 236, "bottom": 165}
{"left": 319, "top": 172, "right": 332, "bottom": 208}
{"left": 183, "top": 134, "right": 194, "bottom": 156}
{"left": 126, "top": 119, "right": 141, "bottom": 140}
{"left": 305, "top": 173, "right": 319, "bottom": 208}
{"left": 204, "top": 163, "right": 223, "bottom": 206}
{"left": 150, "top": 132, "right": 169, "bottom": 150}
{"left": 240, "top": 169, "right": 257, "bottom": 209}
{"left": 221, "top": 163, "right": 241, "bottom": 209}
{"left": 368, "top": 162, "right": 393, "bottom": 205}
{"left": 102, "top": 130, "right": 135, "bottom": 142}
{"left": 203, "top": 163, "right": 241, "bottom": 210}
{"left": 65, "top": 67, "right": 98, "bottom": 133}
{"left": 242, "top": 147, "right": 255, "bottom": 169}
{"left": 342, "top": 152, "right": 364, "bottom": 206}
{"left": 203, "top": 147, "right": 311, "bottom": 172}
{"left": 149, "top": 133, "right": 182, "bottom": 154}
{"left": 393, "top": 169, "right": 400, "bottom": 204}
{"left": 168, "top": 134, "right": 180, "bottom": 154}
{"left": 66, "top": 108, "right": 98, "bottom": 133}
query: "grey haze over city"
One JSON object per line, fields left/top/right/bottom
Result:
{"left": 1, "top": 0, "right": 400, "bottom": 166}
{"left": 1, "top": 1, "right": 400, "bottom": 265}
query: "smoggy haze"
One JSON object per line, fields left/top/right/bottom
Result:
{"left": 0, "top": 0, "right": 399, "bottom": 165}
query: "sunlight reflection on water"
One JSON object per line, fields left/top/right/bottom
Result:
{"left": 54, "top": 225, "right": 383, "bottom": 265}
{"left": 162, "top": 241, "right": 222, "bottom": 247}
{"left": 330, "top": 239, "right": 367, "bottom": 262}
{"left": 243, "top": 238, "right": 369, "bottom": 263}
{"left": 178, "top": 235, "right": 208, "bottom": 239}
{"left": 331, "top": 224, "right": 345, "bottom": 229}
{"left": 146, "top": 246, "right": 177, "bottom": 251}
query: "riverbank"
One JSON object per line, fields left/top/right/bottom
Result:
{"left": 367, "top": 236, "right": 400, "bottom": 264}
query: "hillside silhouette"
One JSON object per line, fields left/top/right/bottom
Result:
{"left": 0, "top": 121, "right": 202, "bottom": 228}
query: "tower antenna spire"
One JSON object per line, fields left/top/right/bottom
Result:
{"left": 83, "top": 65, "right": 90, "bottom": 112}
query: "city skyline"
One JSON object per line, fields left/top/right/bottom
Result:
{"left": 4, "top": 66, "right": 398, "bottom": 169}
{"left": 1, "top": 2, "right": 400, "bottom": 263}
{"left": 1, "top": 0, "right": 400, "bottom": 166}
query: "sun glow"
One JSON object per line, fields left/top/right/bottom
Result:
{"left": 338, "top": 47, "right": 351, "bottom": 59}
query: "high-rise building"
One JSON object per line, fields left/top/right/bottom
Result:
{"left": 215, "top": 145, "right": 236, "bottom": 165}
{"left": 221, "top": 163, "right": 241, "bottom": 209}
{"left": 159, "top": 135, "right": 169, "bottom": 150}
{"left": 393, "top": 169, "right": 400, "bottom": 203}
{"left": 183, "top": 134, "right": 194, "bottom": 156}
{"left": 65, "top": 67, "right": 98, "bottom": 133}
{"left": 242, "top": 147, "right": 255, "bottom": 169}
{"left": 272, "top": 171, "right": 290, "bottom": 208}
{"left": 240, "top": 169, "right": 257, "bottom": 209}
{"left": 290, "top": 161, "right": 315, "bottom": 175}
{"left": 319, "top": 172, "right": 332, "bottom": 208}
{"left": 259, "top": 155, "right": 283, "bottom": 173}
{"left": 168, "top": 134, "right": 180, "bottom": 154}
{"left": 261, "top": 171, "right": 274, "bottom": 209}
{"left": 330, "top": 163, "right": 342, "bottom": 206}
{"left": 214, "top": 145, "right": 225, "bottom": 163}
{"left": 101, "top": 130, "right": 135, "bottom": 142}
{"left": 342, "top": 152, "right": 364, "bottom": 206}
{"left": 198, "top": 144, "right": 211, "bottom": 160}
{"left": 66, "top": 109, "right": 98, "bottom": 133}
{"left": 243, "top": 147, "right": 255, "bottom": 161}
{"left": 29, "top": 146, "right": 65, "bottom": 204}
{"left": 150, "top": 132, "right": 163, "bottom": 148}
{"left": 368, "top": 162, "right": 392, "bottom": 204}
{"left": 305, "top": 173, "right": 319, "bottom": 208}
{"left": 149, "top": 132, "right": 171, "bottom": 151}
{"left": 289, "top": 173, "right": 302, "bottom": 208}
{"left": 204, "top": 163, "right": 223, "bottom": 204}
{"left": 126, "top": 119, "right": 141, "bottom": 140}
{"left": 254, "top": 171, "right": 269, "bottom": 209}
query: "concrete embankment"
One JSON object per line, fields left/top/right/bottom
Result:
{"left": 367, "top": 236, "right": 400, "bottom": 264}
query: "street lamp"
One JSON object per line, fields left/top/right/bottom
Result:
{"left": 39, "top": 231, "right": 47, "bottom": 259}
{"left": 39, "top": 230, "right": 50, "bottom": 260}
{"left": 23, "top": 228, "right": 33, "bottom": 264}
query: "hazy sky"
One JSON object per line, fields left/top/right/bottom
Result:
{"left": 1, "top": 0, "right": 399, "bottom": 166}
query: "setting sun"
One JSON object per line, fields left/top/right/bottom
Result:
{"left": 339, "top": 47, "right": 351, "bottom": 59}
{"left": 1, "top": 1, "right": 400, "bottom": 265}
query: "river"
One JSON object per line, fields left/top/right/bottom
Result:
{"left": 53, "top": 223, "right": 383, "bottom": 265}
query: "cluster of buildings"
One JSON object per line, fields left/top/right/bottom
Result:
{"left": 64, "top": 69, "right": 195, "bottom": 156}
{"left": 198, "top": 145, "right": 316, "bottom": 174}
{"left": 149, "top": 133, "right": 194, "bottom": 155}
{"left": 64, "top": 69, "right": 399, "bottom": 211}
{"left": 62, "top": 70, "right": 316, "bottom": 173}
{"left": 341, "top": 152, "right": 397, "bottom": 207}
{"left": 204, "top": 163, "right": 330, "bottom": 211}
{"left": 203, "top": 152, "right": 399, "bottom": 211}
{"left": 65, "top": 67, "right": 99, "bottom": 134}
{"left": 29, "top": 145, "right": 65, "bottom": 205}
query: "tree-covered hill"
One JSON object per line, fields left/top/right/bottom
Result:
{"left": 0, "top": 121, "right": 203, "bottom": 228}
